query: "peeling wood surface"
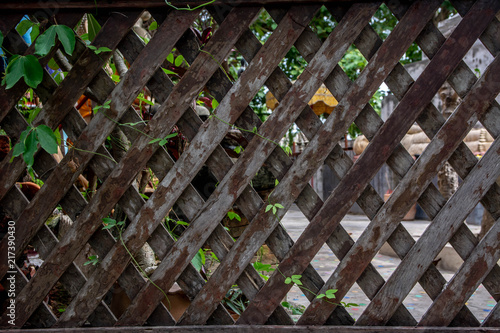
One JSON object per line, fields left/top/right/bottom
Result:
{"left": 0, "top": 0, "right": 499, "bottom": 330}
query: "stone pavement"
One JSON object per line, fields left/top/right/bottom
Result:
{"left": 280, "top": 205, "right": 495, "bottom": 323}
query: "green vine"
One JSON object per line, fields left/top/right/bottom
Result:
{"left": 164, "top": 0, "right": 216, "bottom": 11}
{"left": 102, "top": 217, "right": 171, "bottom": 308}
{"left": 277, "top": 268, "right": 358, "bottom": 308}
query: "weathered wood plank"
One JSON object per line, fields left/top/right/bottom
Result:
{"left": 3, "top": 326, "right": 500, "bottom": 333}
{"left": 293, "top": 1, "right": 500, "bottom": 325}
{"left": 0, "top": 12, "right": 141, "bottom": 281}
{"left": 387, "top": 0, "right": 500, "bottom": 306}
{"left": 353, "top": 54, "right": 500, "bottom": 325}
{"left": 263, "top": 5, "right": 419, "bottom": 325}
{"left": 418, "top": 217, "right": 500, "bottom": 326}
{"left": 320, "top": 1, "right": 481, "bottom": 325}
{"left": 174, "top": 2, "right": 379, "bottom": 325}
{"left": 235, "top": 0, "right": 440, "bottom": 325}
{"left": 113, "top": 6, "right": 316, "bottom": 325}
{"left": 163, "top": 7, "right": 353, "bottom": 325}
{"left": 358, "top": 135, "right": 500, "bottom": 326}
{"left": 42, "top": 8, "right": 258, "bottom": 327}
{"left": 0, "top": 11, "right": 137, "bottom": 203}
{"left": 0, "top": 10, "right": 192, "bottom": 326}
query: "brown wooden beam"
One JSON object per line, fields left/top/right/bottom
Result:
{"left": 0, "top": 0, "right": 370, "bottom": 10}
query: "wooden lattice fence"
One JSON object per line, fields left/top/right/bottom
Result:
{"left": 1, "top": 0, "right": 500, "bottom": 331}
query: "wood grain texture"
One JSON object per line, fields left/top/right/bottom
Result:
{"left": 237, "top": 0, "right": 441, "bottom": 325}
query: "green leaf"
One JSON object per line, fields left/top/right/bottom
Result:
{"left": 94, "top": 46, "right": 112, "bottom": 54}
{"left": 212, "top": 99, "right": 219, "bottom": 109}
{"left": 291, "top": 275, "right": 302, "bottom": 280}
{"left": 137, "top": 96, "right": 154, "bottom": 105}
{"left": 159, "top": 138, "right": 169, "bottom": 146}
{"left": 47, "top": 57, "right": 60, "bottom": 71}
{"left": 252, "top": 262, "right": 274, "bottom": 272}
{"left": 27, "top": 107, "right": 41, "bottom": 124}
{"left": 111, "top": 74, "right": 121, "bottom": 82}
{"left": 0, "top": 31, "right": 3, "bottom": 48}
{"left": 54, "top": 128, "right": 62, "bottom": 145}
{"left": 23, "top": 130, "right": 38, "bottom": 167}
{"left": 272, "top": 206, "right": 277, "bottom": 215}
{"left": 10, "top": 128, "right": 30, "bottom": 162}
{"left": 161, "top": 68, "right": 177, "bottom": 76}
{"left": 140, "top": 193, "right": 149, "bottom": 200}
{"left": 36, "top": 125, "right": 58, "bottom": 154}
{"left": 16, "top": 20, "right": 35, "bottom": 36}
{"left": 191, "top": 249, "right": 205, "bottom": 271}
{"left": 87, "top": 14, "right": 101, "bottom": 42}
{"left": 149, "top": 138, "right": 162, "bottom": 144}
{"left": 35, "top": 25, "right": 57, "bottom": 56}
{"left": 284, "top": 277, "right": 292, "bottom": 284}
{"left": 167, "top": 53, "right": 174, "bottom": 63}
{"left": 317, "top": 294, "right": 326, "bottom": 299}
{"left": 80, "top": 33, "right": 89, "bottom": 41}
{"left": 176, "top": 220, "right": 189, "bottom": 226}
{"left": 274, "top": 179, "right": 279, "bottom": 186}
{"left": 11, "top": 142, "right": 25, "bottom": 161}
{"left": 274, "top": 203, "right": 284, "bottom": 209}
{"left": 102, "top": 217, "right": 116, "bottom": 224}
{"left": 30, "top": 25, "right": 40, "bottom": 41}
{"left": 265, "top": 204, "right": 273, "bottom": 213}
{"left": 234, "top": 146, "right": 242, "bottom": 154}
{"left": 165, "top": 132, "right": 178, "bottom": 139}
{"left": 102, "top": 217, "right": 116, "bottom": 229}
{"left": 174, "top": 55, "right": 184, "bottom": 67}
{"left": 3, "top": 55, "right": 43, "bottom": 89}
{"left": 54, "top": 25, "right": 75, "bottom": 55}
{"left": 227, "top": 211, "right": 241, "bottom": 222}
{"left": 148, "top": 21, "right": 158, "bottom": 31}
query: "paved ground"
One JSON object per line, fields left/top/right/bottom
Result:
{"left": 280, "top": 205, "right": 495, "bottom": 323}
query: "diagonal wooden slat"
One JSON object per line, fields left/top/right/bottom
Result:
{"left": 265, "top": 2, "right": 473, "bottom": 325}
{"left": 0, "top": 11, "right": 139, "bottom": 204}
{"left": 1, "top": 1, "right": 500, "bottom": 329}
{"left": 353, "top": 53, "right": 500, "bottom": 326}
{"left": 0, "top": 11, "right": 142, "bottom": 283}
{"left": 53, "top": 12, "right": 289, "bottom": 324}
{"left": 113, "top": 5, "right": 319, "bottom": 325}
{"left": 236, "top": 0, "right": 441, "bottom": 325}
{"left": 294, "top": 0, "right": 500, "bottom": 325}
{"left": 316, "top": 0, "right": 498, "bottom": 325}
{"left": 419, "top": 216, "right": 500, "bottom": 326}
{"left": 386, "top": 0, "right": 500, "bottom": 307}
{"left": 26, "top": 6, "right": 261, "bottom": 327}
{"left": 176, "top": 2, "right": 381, "bottom": 325}
{"left": 0, "top": 9, "right": 199, "bottom": 326}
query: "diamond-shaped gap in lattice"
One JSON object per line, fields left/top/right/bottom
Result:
{"left": 465, "top": 283, "right": 498, "bottom": 324}
{"left": 370, "top": 3, "right": 399, "bottom": 41}
{"left": 249, "top": 8, "right": 278, "bottom": 45}
{"left": 277, "top": 45, "right": 308, "bottom": 82}
{"left": 308, "top": 5, "right": 337, "bottom": 43}
{"left": 400, "top": 278, "right": 434, "bottom": 322}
